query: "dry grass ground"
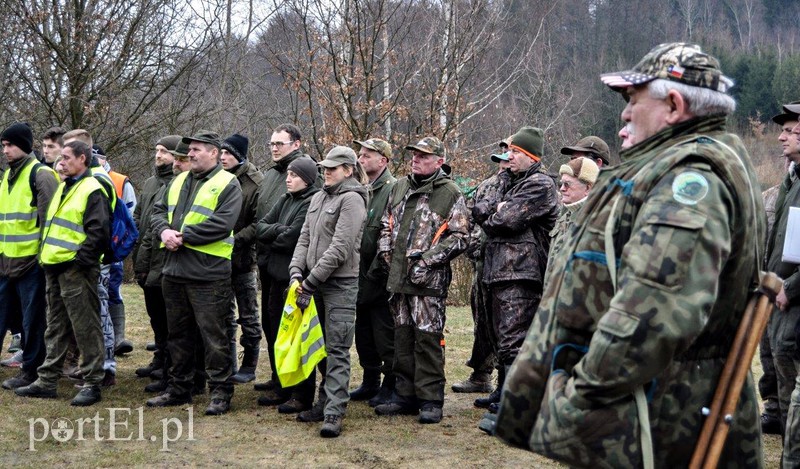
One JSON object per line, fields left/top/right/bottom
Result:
{"left": 0, "top": 284, "right": 784, "bottom": 467}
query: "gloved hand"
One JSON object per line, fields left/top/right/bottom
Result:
{"left": 136, "top": 272, "right": 147, "bottom": 288}
{"left": 289, "top": 273, "right": 303, "bottom": 287}
{"left": 296, "top": 281, "right": 316, "bottom": 311}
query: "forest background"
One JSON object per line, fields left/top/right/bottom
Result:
{"left": 1, "top": 0, "right": 794, "bottom": 205}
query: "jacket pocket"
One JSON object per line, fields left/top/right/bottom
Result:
{"left": 625, "top": 204, "right": 705, "bottom": 290}
{"left": 529, "top": 371, "right": 639, "bottom": 468}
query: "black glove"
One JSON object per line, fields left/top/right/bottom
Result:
{"left": 296, "top": 281, "right": 316, "bottom": 311}
{"left": 136, "top": 272, "right": 147, "bottom": 288}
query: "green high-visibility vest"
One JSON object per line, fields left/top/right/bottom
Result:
{"left": 40, "top": 175, "right": 104, "bottom": 265}
{"left": 0, "top": 159, "right": 58, "bottom": 258}
{"left": 165, "top": 169, "right": 235, "bottom": 259}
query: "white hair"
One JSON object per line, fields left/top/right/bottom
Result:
{"left": 647, "top": 78, "right": 736, "bottom": 116}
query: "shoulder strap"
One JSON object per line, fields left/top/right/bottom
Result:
{"left": 29, "top": 161, "right": 45, "bottom": 207}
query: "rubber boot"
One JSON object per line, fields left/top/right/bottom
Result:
{"left": 349, "top": 367, "right": 380, "bottom": 401}
{"left": 110, "top": 304, "right": 133, "bottom": 355}
{"left": 474, "top": 365, "right": 505, "bottom": 408}
{"left": 230, "top": 346, "right": 259, "bottom": 384}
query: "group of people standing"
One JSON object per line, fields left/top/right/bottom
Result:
{"left": 0, "top": 40, "right": 790, "bottom": 466}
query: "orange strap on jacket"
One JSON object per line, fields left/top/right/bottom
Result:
{"left": 431, "top": 221, "right": 448, "bottom": 245}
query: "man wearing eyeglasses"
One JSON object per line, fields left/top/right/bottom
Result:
{"left": 254, "top": 124, "right": 321, "bottom": 406}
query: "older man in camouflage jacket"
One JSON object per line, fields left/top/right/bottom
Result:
{"left": 495, "top": 43, "right": 764, "bottom": 468}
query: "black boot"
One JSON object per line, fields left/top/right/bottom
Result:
{"left": 368, "top": 374, "right": 396, "bottom": 408}
{"left": 349, "top": 368, "right": 380, "bottom": 401}
{"left": 474, "top": 366, "right": 505, "bottom": 409}
{"left": 230, "top": 346, "right": 259, "bottom": 384}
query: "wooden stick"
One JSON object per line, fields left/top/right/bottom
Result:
{"left": 690, "top": 272, "right": 782, "bottom": 469}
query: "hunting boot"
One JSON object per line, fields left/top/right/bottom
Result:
{"left": 297, "top": 383, "right": 327, "bottom": 422}
{"left": 230, "top": 346, "right": 259, "bottom": 384}
{"left": 474, "top": 366, "right": 505, "bottom": 409}
{"left": 368, "top": 374, "right": 396, "bottom": 407}
{"left": 349, "top": 367, "right": 380, "bottom": 401}
{"left": 136, "top": 347, "right": 165, "bottom": 378}
{"left": 451, "top": 370, "right": 493, "bottom": 393}
{"left": 144, "top": 352, "right": 170, "bottom": 393}
{"left": 110, "top": 303, "right": 133, "bottom": 355}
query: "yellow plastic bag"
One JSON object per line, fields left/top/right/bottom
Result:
{"left": 274, "top": 282, "right": 327, "bottom": 387}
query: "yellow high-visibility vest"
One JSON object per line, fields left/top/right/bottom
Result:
{"left": 40, "top": 175, "right": 104, "bottom": 265}
{"left": 0, "top": 159, "right": 57, "bottom": 258}
{"left": 164, "top": 169, "right": 235, "bottom": 259}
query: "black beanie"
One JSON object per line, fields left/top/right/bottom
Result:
{"left": 1, "top": 122, "right": 34, "bottom": 154}
{"left": 221, "top": 133, "right": 249, "bottom": 162}
{"left": 288, "top": 156, "right": 318, "bottom": 186}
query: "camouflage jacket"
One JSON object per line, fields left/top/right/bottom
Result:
{"left": 475, "top": 162, "right": 559, "bottom": 285}
{"left": 495, "top": 116, "right": 765, "bottom": 468}
{"left": 544, "top": 197, "right": 586, "bottom": 284}
{"left": 465, "top": 170, "right": 509, "bottom": 261}
{"left": 358, "top": 167, "right": 396, "bottom": 305}
{"left": 762, "top": 183, "right": 780, "bottom": 243}
{"left": 379, "top": 168, "right": 469, "bottom": 298}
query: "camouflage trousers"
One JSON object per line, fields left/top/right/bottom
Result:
{"left": 488, "top": 280, "right": 541, "bottom": 366}
{"left": 98, "top": 264, "right": 116, "bottom": 374}
{"left": 391, "top": 293, "right": 446, "bottom": 403}
{"left": 468, "top": 262, "right": 496, "bottom": 374}
{"left": 767, "top": 305, "right": 800, "bottom": 430}
{"left": 784, "top": 369, "right": 800, "bottom": 468}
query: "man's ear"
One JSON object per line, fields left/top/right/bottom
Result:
{"left": 665, "top": 89, "right": 692, "bottom": 124}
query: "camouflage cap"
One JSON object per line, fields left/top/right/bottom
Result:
{"left": 498, "top": 136, "right": 512, "bottom": 148}
{"left": 181, "top": 130, "right": 221, "bottom": 148}
{"left": 600, "top": 42, "right": 733, "bottom": 93}
{"left": 405, "top": 136, "right": 445, "bottom": 158}
{"left": 353, "top": 138, "right": 392, "bottom": 159}
{"left": 560, "top": 136, "right": 611, "bottom": 165}
{"left": 772, "top": 100, "right": 800, "bottom": 125}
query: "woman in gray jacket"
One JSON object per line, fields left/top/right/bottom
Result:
{"left": 289, "top": 145, "right": 368, "bottom": 438}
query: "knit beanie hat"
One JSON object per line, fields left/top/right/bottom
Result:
{"left": 1, "top": 122, "right": 34, "bottom": 154}
{"left": 509, "top": 126, "right": 544, "bottom": 162}
{"left": 221, "top": 133, "right": 249, "bottom": 162}
{"left": 288, "top": 156, "right": 318, "bottom": 186}
{"left": 559, "top": 157, "right": 600, "bottom": 185}
{"left": 156, "top": 135, "right": 182, "bottom": 152}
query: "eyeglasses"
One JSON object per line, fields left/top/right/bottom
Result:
{"left": 560, "top": 180, "right": 586, "bottom": 189}
{"left": 270, "top": 140, "right": 296, "bottom": 148}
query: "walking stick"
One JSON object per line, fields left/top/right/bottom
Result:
{"left": 689, "top": 271, "right": 782, "bottom": 469}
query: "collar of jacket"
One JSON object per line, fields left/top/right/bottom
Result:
{"left": 190, "top": 163, "right": 222, "bottom": 181}
{"left": 370, "top": 166, "right": 394, "bottom": 190}
{"left": 619, "top": 115, "right": 727, "bottom": 163}
{"left": 7, "top": 154, "right": 35, "bottom": 183}
{"left": 274, "top": 149, "right": 303, "bottom": 172}
{"left": 290, "top": 184, "right": 319, "bottom": 200}
{"left": 156, "top": 162, "right": 173, "bottom": 179}
{"left": 409, "top": 167, "right": 447, "bottom": 190}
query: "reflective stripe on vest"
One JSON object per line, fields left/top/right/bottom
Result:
{"left": 40, "top": 176, "right": 104, "bottom": 265}
{"left": 165, "top": 169, "right": 235, "bottom": 259}
{"left": 0, "top": 159, "right": 58, "bottom": 258}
